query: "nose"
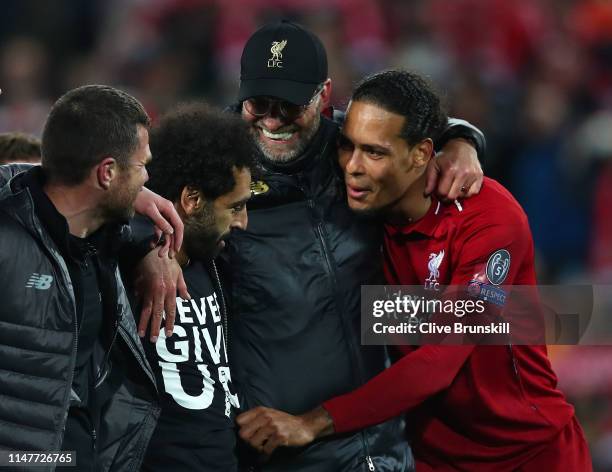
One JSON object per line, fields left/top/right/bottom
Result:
{"left": 260, "top": 113, "right": 287, "bottom": 132}
{"left": 344, "top": 150, "right": 364, "bottom": 176}
{"left": 231, "top": 208, "right": 248, "bottom": 231}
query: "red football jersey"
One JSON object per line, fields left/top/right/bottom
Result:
{"left": 323, "top": 178, "right": 578, "bottom": 471}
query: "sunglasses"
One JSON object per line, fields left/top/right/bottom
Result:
{"left": 243, "top": 85, "right": 324, "bottom": 121}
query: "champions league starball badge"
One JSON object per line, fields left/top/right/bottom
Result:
{"left": 486, "top": 249, "right": 511, "bottom": 285}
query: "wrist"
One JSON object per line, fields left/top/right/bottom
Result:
{"left": 301, "top": 406, "right": 335, "bottom": 439}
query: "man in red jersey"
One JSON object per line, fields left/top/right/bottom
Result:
{"left": 236, "top": 70, "right": 592, "bottom": 471}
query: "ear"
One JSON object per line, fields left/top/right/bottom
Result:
{"left": 96, "top": 157, "right": 118, "bottom": 190}
{"left": 320, "top": 78, "right": 332, "bottom": 108}
{"left": 179, "top": 186, "right": 203, "bottom": 216}
{"left": 410, "top": 138, "right": 435, "bottom": 169}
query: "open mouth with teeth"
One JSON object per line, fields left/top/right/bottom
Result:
{"left": 259, "top": 127, "right": 298, "bottom": 142}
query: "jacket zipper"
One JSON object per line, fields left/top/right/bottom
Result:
{"left": 64, "top": 287, "right": 79, "bottom": 447}
{"left": 95, "top": 258, "right": 119, "bottom": 389}
{"left": 315, "top": 220, "right": 375, "bottom": 470}
{"left": 299, "top": 178, "right": 375, "bottom": 470}
{"left": 87, "top": 248, "right": 107, "bottom": 461}
{"left": 91, "top": 427, "right": 97, "bottom": 468}
{"left": 95, "top": 317, "right": 119, "bottom": 389}
{"left": 99, "top": 263, "right": 158, "bottom": 392}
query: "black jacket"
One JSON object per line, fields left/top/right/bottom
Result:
{"left": 0, "top": 166, "right": 160, "bottom": 471}
{"left": 221, "top": 115, "right": 409, "bottom": 471}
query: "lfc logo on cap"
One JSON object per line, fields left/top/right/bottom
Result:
{"left": 268, "top": 40, "right": 287, "bottom": 68}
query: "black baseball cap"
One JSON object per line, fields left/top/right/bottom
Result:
{"left": 238, "top": 20, "right": 328, "bottom": 106}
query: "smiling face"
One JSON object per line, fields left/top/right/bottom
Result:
{"left": 338, "top": 100, "right": 431, "bottom": 218}
{"left": 241, "top": 80, "right": 330, "bottom": 163}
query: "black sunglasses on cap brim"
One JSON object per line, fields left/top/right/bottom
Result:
{"left": 243, "top": 84, "right": 324, "bottom": 121}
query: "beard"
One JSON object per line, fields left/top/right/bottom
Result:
{"left": 99, "top": 181, "right": 140, "bottom": 223}
{"left": 252, "top": 102, "right": 322, "bottom": 163}
{"left": 183, "top": 202, "right": 227, "bottom": 261}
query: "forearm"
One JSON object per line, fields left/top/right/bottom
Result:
{"left": 322, "top": 345, "right": 474, "bottom": 434}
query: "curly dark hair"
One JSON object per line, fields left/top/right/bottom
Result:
{"left": 147, "top": 102, "right": 255, "bottom": 202}
{"left": 352, "top": 70, "right": 448, "bottom": 146}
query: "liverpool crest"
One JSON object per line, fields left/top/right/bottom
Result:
{"left": 425, "top": 250, "right": 445, "bottom": 291}
{"left": 268, "top": 40, "right": 287, "bottom": 68}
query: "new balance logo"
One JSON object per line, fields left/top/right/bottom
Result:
{"left": 25, "top": 273, "right": 54, "bottom": 290}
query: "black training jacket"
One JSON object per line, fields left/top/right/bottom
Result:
{"left": 221, "top": 113, "right": 411, "bottom": 472}
{"left": 0, "top": 165, "right": 160, "bottom": 471}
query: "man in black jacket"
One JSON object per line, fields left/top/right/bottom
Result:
{"left": 0, "top": 85, "right": 168, "bottom": 471}
{"left": 223, "top": 21, "right": 486, "bottom": 471}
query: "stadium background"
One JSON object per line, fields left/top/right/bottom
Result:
{"left": 1, "top": 0, "right": 611, "bottom": 469}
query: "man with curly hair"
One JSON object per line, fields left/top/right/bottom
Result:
{"left": 139, "top": 102, "right": 254, "bottom": 472}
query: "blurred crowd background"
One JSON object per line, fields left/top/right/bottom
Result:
{"left": 1, "top": 0, "right": 611, "bottom": 469}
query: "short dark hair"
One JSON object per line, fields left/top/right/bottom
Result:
{"left": 41, "top": 84, "right": 150, "bottom": 185}
{"left": 147, "top": 102, "right": 255, "bottom": 202}
{"left": 0, "top": 132, "right": 41, "bottom": 164}
{"left": 352, "top": 70, "right": 448, "bottom": 146}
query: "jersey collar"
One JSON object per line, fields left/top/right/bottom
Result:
{"left": 384, "top": 196, "right": 443, "bottom": 238}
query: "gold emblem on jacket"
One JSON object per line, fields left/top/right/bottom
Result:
{"left": 250, "top": 180, "right": 270, "bottom": 195}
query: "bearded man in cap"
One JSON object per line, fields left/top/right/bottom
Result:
{"left": 222, "top": 20, "right": 486, "bottom": 471}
